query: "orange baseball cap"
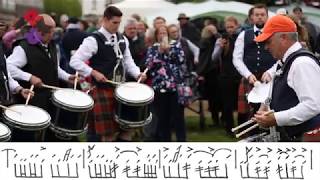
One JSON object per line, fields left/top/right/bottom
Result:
{"left": 255, "top": 15, "right": 297, "bottom": 42}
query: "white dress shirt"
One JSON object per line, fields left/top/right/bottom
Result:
{"left": 7, "top": 71, "right": 20, "bottom": 93}
{"left": 6, "top": 46, "right": 71, "bottom": 82}
{"left": 232, "top": 25, "right": 263, "bottom": 79}
{"left": 274, "top": 42, "right": 320, "bottom": 126}
{"left": 70, "top": 27, "right": 140, "bottom": 79}
{"left": 2, "top": 54, "right": 21, "bottom": 92}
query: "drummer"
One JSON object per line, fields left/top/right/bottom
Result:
{"left": 0, "top": 22, "right": 33, "bottom": 105}
{"left": 253, "top": 15, "right": 320, "bottom": 141}
{"left": 6, "top": 14, "right": 75, "bottom": 141}
{"left": 70, "top": 6, "right": 147, "bottom": 142}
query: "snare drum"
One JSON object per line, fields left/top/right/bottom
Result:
{"left": 3, "top": 105, "right": 50, "bottom": 141}
{"left": 0, "top": 122, "right": 11, "bottom": 142}
{"left": 50, "top": 89, "right": 94, "bottom": 136}
{"left": 238, "top": 132, "right": 268, "bottom": 142}
{"left": 115, "top": 82, "right": 154, "bottom": 128}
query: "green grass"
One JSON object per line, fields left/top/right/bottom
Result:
{"left": 185, "top": 116, "right": 237, "bottom": 142}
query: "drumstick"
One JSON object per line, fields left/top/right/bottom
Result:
{"left": 25, "top": 85, "right": 34, "bottom": 105}
{"left": 42, "top": 84, "right": 63, "bottom": 90}
{"left": 137, "top": 68, "right": 148, "bottom": 83}
{"left": 232, "top": 119, "right": 254, "bottom": 132}
{"left": 105, "top": 79, "right": 121, "bottom": 85}
{"left": 235, "top": 110, "right": 274, "bottom": 138}
{"left": 74, "top": 71, "right": 79, "bottom": 90}
{"left": 236, "top": 124, "right": 259, "bottom": 138}
{"left": 0, "top": 104, "right": 21, "bottom": 115}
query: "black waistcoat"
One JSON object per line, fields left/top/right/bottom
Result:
{"left": 90, "top": 32, "right": 126, "bottom": 88}
{"left": 19, "top": 40, "right": 59, "bottom": 110}
{"left": 271, "top": 48, "right": 320, "bottom": 141}
{"left": 244, "top": 29, "right": 276, "bottom": 75}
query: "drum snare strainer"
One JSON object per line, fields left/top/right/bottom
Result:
{"left": 0, "top": 122, "right": 11, "bottom": 142}
{"left": 3, "top": 105, "right": 51, "bottom": 130}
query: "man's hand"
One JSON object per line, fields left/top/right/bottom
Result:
{"left": 20, "top": 88, "right": 34, "bottom": 99}
{"left": 253, "top": 110, "right": 277, "bottom": 128}
{"left": 30, "top": 75, "right": 43, "bottom": 87}
{"left": 218, "top": 38, "right": 227, "bottom": 48}
{"left": 137, "top": 72, "right": 147, "bottom": 83}
{"left": 91, "top": 70, "right": 108, "bottom": 83}
{"left": 247, "top": 74, "right": 257, "bottom": 85}
{"left": 67, "top": 74, "right": 77, "bottom": 84}
{"left": 261, "top": 72, "right": 272, "bottom": 83}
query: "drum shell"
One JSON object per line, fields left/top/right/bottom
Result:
{"left": 2, "top": 105, "right": 50, "bottom": 142}
{"left": 0, "top": 122, "right": 11, "bottom": 142}
{"left": 50, "top": 90, "right": 93, "bottom": 136}
{"left": 114, "top": 82, "right": 154, "bottom": 128}
{"left": 115, "top": 99, "right": 152, "bottom": 128}
{"left": 50, "top": 106, "right": 89, "bottom": 136}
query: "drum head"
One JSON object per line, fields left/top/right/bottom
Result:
{"left": 247, "top": 82, "right": 271, "bottom": 103}
{"left": 53, "top": 89, "right": 94, "bottom": 110}
{"left": 0, "top": 122, "right": 11, "bottom": 139}
{"left": 115, "top": 82, "right": 154, "bottom": 104}
{"left": 4, "top": 105, "right": 51, "bottom": 128}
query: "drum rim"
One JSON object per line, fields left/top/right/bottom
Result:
{"left": 49, "top": 124, "right": 88, "bottom": 136}
{"left": 0, "top": 122, "right": 11, "bottom": 139}
{"left": 3, "top": 104, "right": 51, "bottom": 129}
{"left": 115, "top": 113, "right": 152, "bottom": 128}
{"left": 52, "top": 89, "right": 94, "bottom": 110}
{"left": 115, "top": 82, "right": 154, "bottom": 104}
{"left": 115, "top": 96, "right": 153, "bottom": 106}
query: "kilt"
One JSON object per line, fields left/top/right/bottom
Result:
{"left": 237, "top": 77, "right": 252, "bottom": 114}
{"left": 87, "top": 87, "right": 134, "bottom": 142}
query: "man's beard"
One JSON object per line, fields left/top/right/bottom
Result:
{"left": 256, "top": 23, "right": 265, "bottom": 29}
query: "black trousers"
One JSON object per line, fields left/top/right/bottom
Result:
{"left": 153, "top": 91, "right": 186, "bottom": 142}
{"left": 219, "top": 77, "right": 240, "bottom": 133}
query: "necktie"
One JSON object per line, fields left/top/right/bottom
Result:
{"left": 255, "top": 30, "right": 261, "bottom": 37}
{"left": 110, "top": 34, "right": 116, "bottom": 45}
{"left": 275, "top": 61, "right": 283, "bottom": 76}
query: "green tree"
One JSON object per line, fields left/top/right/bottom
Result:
{"left": 43, "top": 0, "right": 82, "bottom": 18}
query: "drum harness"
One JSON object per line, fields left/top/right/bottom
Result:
{"left": 263, "top": 75, "right": 281, "bottom": 142}
{"left": 112, "top": 34, "right": 126, "bottom": 83}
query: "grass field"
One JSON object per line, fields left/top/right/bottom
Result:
{"left": 185, "top": 116, "right": 237, "bottom": 142}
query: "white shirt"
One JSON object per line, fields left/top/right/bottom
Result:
{"left": 7, "top": 71, "right": 20, "bottom": 92}
{"left": 70, "top": 27, "right": 140, "bottom": 79}
{"left": 274, "top": 42, "right": 320, "bottom": 126}
{"left": 1, "top": 54, "right": 21, "bottom": 92}
{"left": 232, "top": 25, "right": 263, "bottom": 79}
{"left": 6, "top": 46, "right": 71, "bottom": 82}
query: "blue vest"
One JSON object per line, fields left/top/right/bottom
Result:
{"left": 243, "top": 29, "right": 276, "bottom": 75}
{"left": 90, "top": 32, "right": 126, "bottom": 88}
{"left": 271, "top": 49, "right": 320, "bottom": 141}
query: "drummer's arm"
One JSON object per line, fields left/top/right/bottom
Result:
{"left": 122, "top": 36, "right": 140, "bottom": 79}
{"left": 70, "top": 36, "right": 98, "bottom": 78}
{"left": 232, "top": 31, "right": 252, "bottom": 79}
{"left": 6, "top": 67, "right": 33, "bottom": 99}
{"left": 6, "top": 46, "right": 32, "bottom": 81}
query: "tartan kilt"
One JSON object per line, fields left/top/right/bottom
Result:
{"left": 237, "top": 77, "right": 253, "bottom": 114}
{"left": 88, "top": 87, "right": 119, "bottom": 141}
